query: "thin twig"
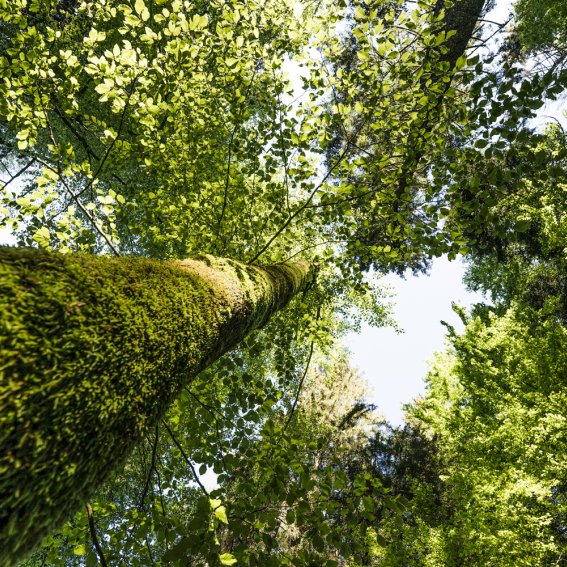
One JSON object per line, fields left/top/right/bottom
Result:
{"left": 479, "top": 17, "right": 511, "bottom": 28}
{"left": 85, "top": 503, "right": 109, "bottom": 567}
{"left": 248, "top": 138, "right": 358, "bottom": 263}
{"left": 52, "top": 105, "right": 127, "bottom": 187}
{"left": 280, "top": 239, "right": 348, "bottom": 263}
{"left": 139, "top": 425, "right": 159, "bottom": 510}
{"left": 41, "top": 117, "right": 122, "bottom": 255}
{"left": 76, "top": 79, "right": 134, "bottom": 200}
{"left": 36, "top": 156, "right": 121, "bottom": 256}
{"left": 216, "top": 69, "right": 258, "bottom": 251}
{"left": 1, "top": 158, "right": 36, "bottom": 188}
{"left": 154, "top": 456, "right": 167, "bottom": 516}
{"left": 145, "top": 536, "right": 157, "bottom": 567}
{"left": 284, "top": 339, "right": 315, "bottom": 431}
{"left": 215, "top": 121, "right": 239, "bottom": 249}
{"left": 161, "top": 419, "right": 209, "bottom": 496}
{"left": 247, "top": 89, "right": 379, "bottom": 264}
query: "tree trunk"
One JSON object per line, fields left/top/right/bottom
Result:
{"left": 0, "top": 247, "right": 310, "bottom": 566}
{"left": 435, "top": 0, "right": 486, "bottom": 68}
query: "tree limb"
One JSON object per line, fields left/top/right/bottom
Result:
{"left": 85, "top": 503, "right": 108, "bottom": 567}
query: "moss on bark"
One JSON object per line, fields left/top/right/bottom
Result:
{"left": 0, "top": 247, "right": 309, "bottom": 566}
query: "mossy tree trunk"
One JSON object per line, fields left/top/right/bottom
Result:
{"left": 0, "top": 247, "right": 310, "bottom": 566}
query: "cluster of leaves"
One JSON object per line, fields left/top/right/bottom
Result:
{"left": 360, "top": 106, "right": 567, "bottom": 564}
{"left": 2, "top": 0, "right": 535, "bottom": 270}
{"left": 322, "top": 0, "right": 488, "bottom": 273}
{"left": 0, "top": 0, "right": 314, "bottom": 258}
{"left": 374, "top": 306, "right": 567, "bottom": 564}
{"left": 2, "top": 0, "right": 567, "bottom": 564}
{"left": 509, "top": 0, "right": 567, "bottom": 70}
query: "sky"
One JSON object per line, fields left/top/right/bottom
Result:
{"left": 344, "top": 258, "right": 484, "bottom": 425}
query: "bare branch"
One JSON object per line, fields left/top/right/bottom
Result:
{"left": 139, "top": 425, "right": 159, "bottom": 510}
{"left": 85, "top": 503, "right": 109, "bottom": 567}
{"left": 0, "top": 158, "right": 36, "bottom": 189}
{"left": 284, "top": 338, "right": 315, "bottom": 431}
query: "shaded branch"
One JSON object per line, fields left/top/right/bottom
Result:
{"left": 161, "top": 418, "right": 209, "bottom": 497}
{"left": 0, "top": 158, "right": 36, "bottom": 188}
{"left": 139, "top": 425, "right": 159, "bottom": 510}
{"left": 284, "top": 338, "right": 315, "bottom": 431}
{"left": 85, "top": 503, "right": 108, "bottom": 567}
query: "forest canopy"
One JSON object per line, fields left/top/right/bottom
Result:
{"left": 0, "top": 0, "right": 566, "bottom": 564}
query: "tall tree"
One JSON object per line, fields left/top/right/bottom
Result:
{"left": 323, "top": 0, "right": 488, "bottom": 273}
{"left": 400, "top": 306, "right": 567, "bottom": 565}
{"left": 215, "top": 358, "right": 384, "bottom": 565}
{"left": 371, "top": 118, "right": 567, "bottom": 563}
{"left": 0, "top": 247, "right": 309, "bottom": 566}
{"left": 2, "top": 0, "right": 567, "bottom": 564}
{"left": 509, "top": 0, "right": 567, "bottom": 70}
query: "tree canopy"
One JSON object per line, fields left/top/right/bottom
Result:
{"left": 1, "top": 0, "right": 567, "bottom": 564}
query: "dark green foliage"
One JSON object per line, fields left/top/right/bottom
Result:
{"left": 0, "top": 247, "right": 309, "bottom": 566}
{"left": 511, "top": 0, "right": 567, "bottom": 68}
{"left": 458, "top": 125, "right": 567, "bottom": 320}
{"left": 325, "top": 0, "right": 489, "bottom": 274}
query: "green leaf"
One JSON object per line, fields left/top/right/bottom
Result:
{"left": 375, "top": 533, "right": 387, "bottom": 547}
{"left": 32, "top": 226, "right": 51, "bottom": 248}
{"left": 514, "top": 220, "right": 530, "bottom": 232}
{"left": 134, "top": 0, "right": 145, "bottom": 16}
{"left": 312, "top": 533, "right": 325, "bottom": 551}
{"left": 219, "top": 552, "right": 238, "bottom": 565}
{"left": 162, "top": 537, "right": 191, "bottom": 561}
{"left": 95, "top": 79, "right": 114, "bottom": 95}
{"left": 73, "top": 545, "right": 86, "bottom": 555}
{"left": 213, "top": 504, "right": 228, "bottom": 524}
{"left": 354, "top": 7, "right": 366, "bottom": 19}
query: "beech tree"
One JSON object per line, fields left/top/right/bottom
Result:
{"left": 0, "top": 249, "right": 309, "bottom": 565}
{"left": 2, "top": 0, "right": 566, "bottom": 564}
{"left": 389, "top": 305, "right": 567, "bottom": 564}
{"left": 365, "top": 120, "right": 567, "bottom": 565}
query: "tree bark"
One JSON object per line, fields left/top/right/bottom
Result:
{"left": 435, "top": 0, "right": 487, "bottom": 68}
{"left": 0, "top": 247, "right": 310, "bottom": 566}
